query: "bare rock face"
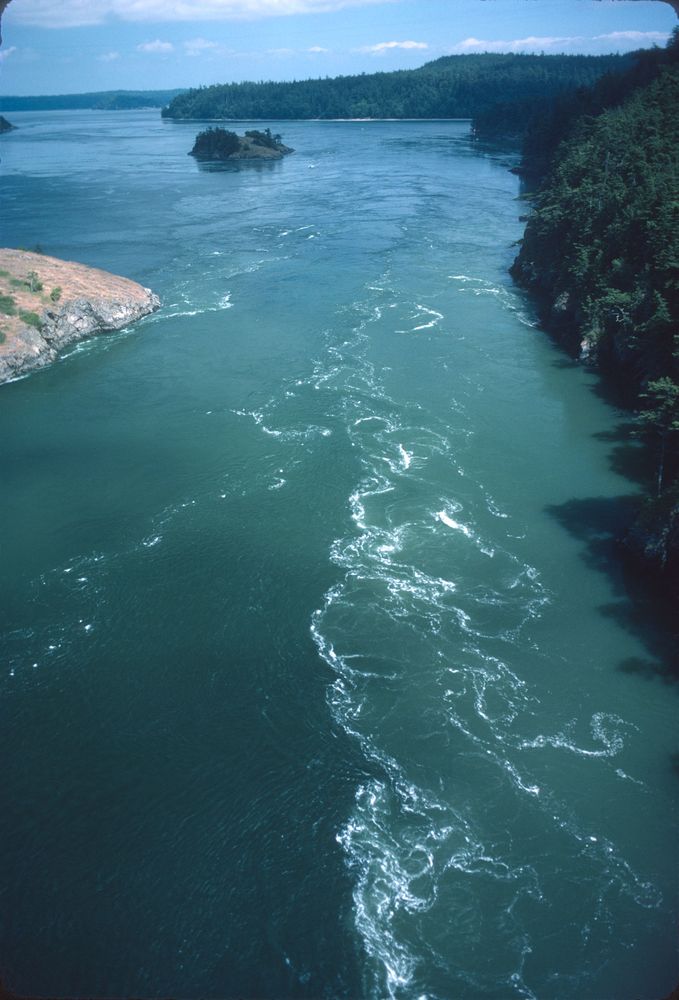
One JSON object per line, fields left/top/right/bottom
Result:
{"left": 0, "top": 249, "right": 160, "bottom": 383}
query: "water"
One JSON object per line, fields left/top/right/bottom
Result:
{"left": 0, "top": 111, "right": 677, "bottom": 999}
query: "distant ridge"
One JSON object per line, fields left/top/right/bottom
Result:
{"left": 0, "top": 89, "right": 186, "bottom": 112}
{"left": 162, "top": 52, "right": 631, "bottom": 121}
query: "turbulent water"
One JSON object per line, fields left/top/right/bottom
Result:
{"left": 0, "top": 112, "right": 677, "bottom": 999}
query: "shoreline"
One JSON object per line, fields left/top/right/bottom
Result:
{"left": 0, "top": 249, "right": 159, "bottom": 384}
{"left": 163, "top": 116, "right": 473, "bottom": 123}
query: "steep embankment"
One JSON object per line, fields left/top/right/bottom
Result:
{"left": 0, "top": 249, "right": 159, "bottom": 383}
{"left": 511, "top": 43, "right": 679, "bottom": 586}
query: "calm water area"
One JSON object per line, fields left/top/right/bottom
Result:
{"left": 0, "top": 111, "right": 677, "bottom": 999}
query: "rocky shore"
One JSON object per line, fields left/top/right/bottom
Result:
{"left": 0, "top": 248, "right": 159, "bottom": 383}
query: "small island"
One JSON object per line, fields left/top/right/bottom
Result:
{"left": 0, "top": 248, "right": 159, "bottom": 383}
{"left": 189, "top": 127, "right": 294, "bottom": 162}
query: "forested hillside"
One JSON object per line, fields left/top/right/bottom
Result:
{"left": 475, "top": 40, "right": 679, "bottom": 178}
{"left": 162, "top": 53, "right": 627, "bottom": 120}
{"left": 511, "top": 33, "right": 679, "bottom": 584}
{"left": 0, "top": 90, "right": 185, "bottom": 112}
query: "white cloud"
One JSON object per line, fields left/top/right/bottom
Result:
{"left": 98, "top": 50, "right": 121, "bottom": 60}
{"left": 6, "top": 0, "right": 394, "bottom": 29}
{"left": 358, "top": 40, "right": 428, "bottom": 54}
{"left": 450, "top": 30, "right": 670, "bottom": 54}
{"left": 595, "top": 30, "right": 669, "bottom": 43}
{"left": 137, "top": 39, "right": 175, "bottom": 52}
{"left": 308, "top": 45, "right": 329, "bottom": 52}
{"left": 451, "top": 35, "right": 580, "bottom": 53}
{"left": 0, "top": 46, "right": 17, "bottom": 62}
{"left": 183, "top": 37, "right": 222, "bottom": 55}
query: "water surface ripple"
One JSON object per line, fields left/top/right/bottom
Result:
{"left": 0, "top": 113, "right": 676, "bottom": 999}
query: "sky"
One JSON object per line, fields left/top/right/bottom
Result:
{"left": 0, "top": 0, "right": 676, "bottom": 95}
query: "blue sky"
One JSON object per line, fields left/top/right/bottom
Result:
{"left": 0, "top": 0, "right": 675, "bottom": 94}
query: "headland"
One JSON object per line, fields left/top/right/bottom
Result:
{"left": 0, "top": 248, "right": 159, "bottom": 383}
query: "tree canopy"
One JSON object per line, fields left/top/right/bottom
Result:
{"left": 511, "top": 33, "right": 679, "bottom": 577}
{"left": 162, "top": 53, "right": 628, "bottom": 121}
{"left": 0, "top": 90, "right": 186, "bottom": 112}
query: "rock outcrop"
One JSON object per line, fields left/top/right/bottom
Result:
{"left": 0, "top": 249, "right": 159, "bottom": 383}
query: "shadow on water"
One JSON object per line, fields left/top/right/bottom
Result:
{"left": 524, "top": 304, "right": 679, "bottom": 788}
{"left": 543, "top": 341, "right": 677, "bottom": 679}
{"left": 193, "top": 159, "right": 287, "bottom": 174}
{"left": 545, "top": 493, "right": 678, "bottom": 685}
{"left": 592, "top": 419, "right": 655, "bottom": 487}
{"left": 546, "top": 493, "right": 679, "bottom": 785}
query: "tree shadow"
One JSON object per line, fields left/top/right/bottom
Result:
{"left": 518, "top": 256, "right": 678, "bottom": 776}
{"left": 549, "top": 350, "right": 640, "bottom": 408}
{"left": 597, "top": 426, "right": 653, "bottom": 486}
{"left": 545, "top": 494, "right": 679, "bottom": 684}
{"left": 550, "top": 356, "right": 580, "bottom": 370}
{"left": 548, "top": 355, "right": 654, "bottom": 489}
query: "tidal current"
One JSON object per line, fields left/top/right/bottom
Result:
{"left": 0, "top": 112, "right": 677, "bottom": 999}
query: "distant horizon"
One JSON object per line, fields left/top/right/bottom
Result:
{"left": 0, "top": 47, "right": 643, "bottom": 101}
{"left": 0, "top": 0, "right": 675, "bottom": 96}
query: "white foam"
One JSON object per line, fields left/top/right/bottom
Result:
{"left": 485, "top": 495, "right": 509, "bottom": 519}
{"left": 615, "top": 768, "right": 645, "bottom": 787}
{"left": 163, "top": 308, "right": 202, "bottom": 318}
{"left": 296, "top": 273, "right": 608, "bottom": 996}
{"left": 398, "top": 443, "right": 412, "bottom": 470}
{"left": 162, "top": 292, "right": 233, "bottom": 319}
{"left": 517, "top": 713, "right": 629, "bottom": 759}
{"left": 412, "top": 304, "right": 444, "bottom": 331}
{"left": 436, "top": 510, "right": 472, "bottom": 536}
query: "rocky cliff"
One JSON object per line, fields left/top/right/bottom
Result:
{"left": 0, "top": 249, "right": 159, "bottom": 383}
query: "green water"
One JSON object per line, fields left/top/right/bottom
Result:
{"left": 0, "top": 111, "right": 676, "bottom": 999}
